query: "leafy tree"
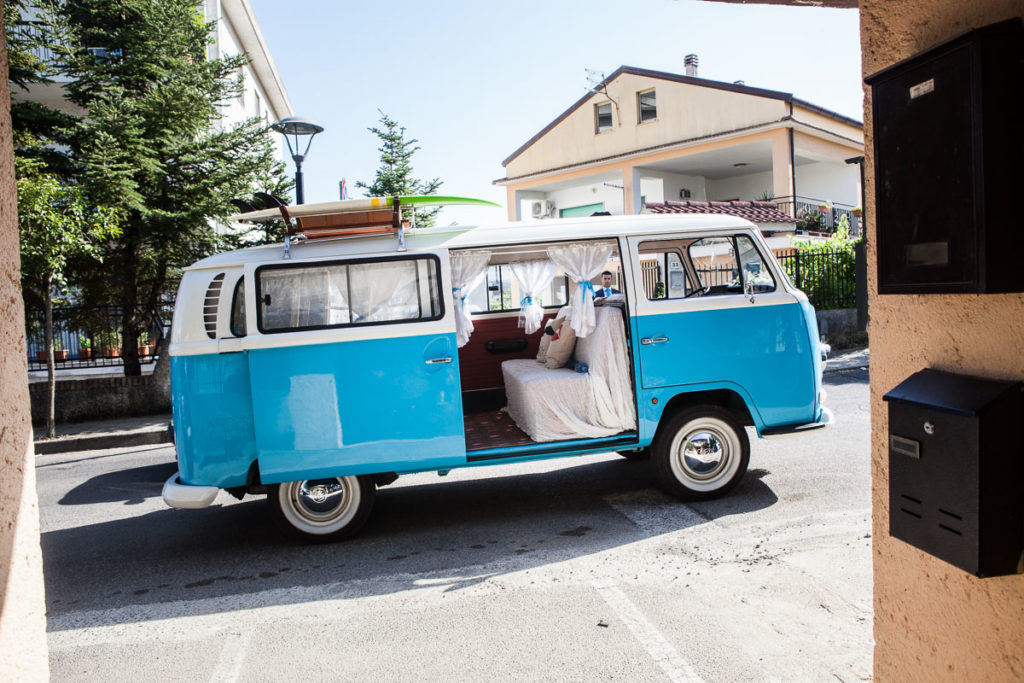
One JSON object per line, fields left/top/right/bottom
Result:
{"left": 356, "top": 110, "right": 442, "bottom": 227}
{"left": 18, "top": 172, "right": 119, "bottom": 437}
{"left": 44, "top": 0, "right": 292, "bottom": 375}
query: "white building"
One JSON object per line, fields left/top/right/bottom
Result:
{"left": 13, "top": 0, "right": 293, "bottom": 161}
{"left": 495, "top": 58, "right": 864, "bottom": 233}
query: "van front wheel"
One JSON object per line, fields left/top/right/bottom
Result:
{"left": 653, "top": 407, "right": 749, "bottom": 500}
{"left": 270, "top": 475, "right": 375, "bottom": 542}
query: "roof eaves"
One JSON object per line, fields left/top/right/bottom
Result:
{"left": 500, "top": 66, "right": 628, "bottom": 168}
{"left": 791, "top": 96, "right": 862, "bottom": 129}
{"left": 494, "top": 118, "right": 788, "bottom": 185}
{"left": 501, "top": 65, "right": 796, "bottom": 168}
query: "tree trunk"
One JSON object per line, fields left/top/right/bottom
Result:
{"left": 121, "top": 306, "right": 140, "bottom": 377}
{"left": 44, "top": 273, "right": 56, "bottom": 439}
{"left": 121, "top": 244, "right": 141, "bottom": 376}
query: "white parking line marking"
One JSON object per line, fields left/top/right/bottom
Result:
{"left": 208, "top": 629, "right": 252, "bottom": 683}
{"left": 593, "top": 579, "right": 706, "bottom": 683}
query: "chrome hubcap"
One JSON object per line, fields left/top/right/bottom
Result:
{"left": 293, "top": 478, "right": 351, "bottom": 521}
{"left": 677, "top": 428, "right": 730, "bottom": 481}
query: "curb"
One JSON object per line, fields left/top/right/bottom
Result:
{"left": 34, "top": 423, "right": 174, "bottom": 455}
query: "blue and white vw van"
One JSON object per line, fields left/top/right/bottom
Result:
{"left": 163, "top": 210, "right": 831, "bottom": 541}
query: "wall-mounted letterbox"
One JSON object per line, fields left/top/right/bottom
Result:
{"left": 865, "top": 19, "right": 1024, "bottom": 294}
{"left": 884, "top": 369, "right": 1023, "bottom": 577}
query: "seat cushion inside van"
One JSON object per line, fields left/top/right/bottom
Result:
{"left": 502, "top": 305, "right": 636, "bottom": 442}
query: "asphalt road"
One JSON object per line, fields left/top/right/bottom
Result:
{"left": 39, "top": 368, "right": 871, "bottom": 682}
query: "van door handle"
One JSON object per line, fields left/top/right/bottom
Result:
{"left": 425, "top": 357, "right": 453, "bottom": 364}
{"left": 640, "top": 337, "right": 669, "bottom": 345}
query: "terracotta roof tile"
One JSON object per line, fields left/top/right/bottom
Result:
{"left": 643, "top": 200, "right": 796, "bottom": 224}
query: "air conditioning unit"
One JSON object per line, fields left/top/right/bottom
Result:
{"left": 530, "top": 200, "right": 557, "bottom": 219}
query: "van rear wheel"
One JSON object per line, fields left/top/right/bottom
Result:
{"left": 652, "top": 406, "right": 749, "bottom": 500}
{"left": 270, "top": 475, "right": 375, "bottom": 542}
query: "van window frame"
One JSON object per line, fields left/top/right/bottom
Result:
{"left": 453, "top": 237, "right": 622, "bottom": 316}
{"left": 254, "top": 253, "right": 445, "bottom": 335}
{"left": 229, "top": 275, "right": 246, "bottom": 337}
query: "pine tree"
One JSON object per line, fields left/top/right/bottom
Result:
{"left": 49, "top": 0, "right": 291, "bottom": 375}
{"left": 356, "top": 110, "right": 442, "bottom": 227}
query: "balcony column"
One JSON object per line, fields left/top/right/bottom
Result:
{"left": 771, "top": 129, "right": 795, "bottom": 215}
{"left": 622, "top": 166, "right": 642, "bottom": 215}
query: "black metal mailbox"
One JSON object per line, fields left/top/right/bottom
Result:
{"left": 884, "top": 369, "right": 1023, "bottom": 577}
{"left": 865, "top": 19, "right": 1024, "bottom": 294}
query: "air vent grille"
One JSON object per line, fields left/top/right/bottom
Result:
{"left": 203, "top": 273, "right": 226, "bottom": 339}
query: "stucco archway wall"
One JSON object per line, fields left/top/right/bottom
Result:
{"left": 719, "top": 0, "right": 1024, "bottom": 679}
{"left": 860, "top": 1, "right": 1024, "bottom": 680}
{"left": 0, "top": 4, "right": 49, "bottom": 679}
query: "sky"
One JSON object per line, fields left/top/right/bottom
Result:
{"left": 247, "top": 0, "right": 862, "bottom": 226}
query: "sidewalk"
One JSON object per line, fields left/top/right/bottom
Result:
{"left": 33, "top": 413, "right": 172, "bottom": 456}
{"left": 824, "top": 344, "right": 869, "bottom": 374}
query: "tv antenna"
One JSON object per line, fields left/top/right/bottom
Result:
{"left": 585, "top": 68, "right": 620, "bottom": 124}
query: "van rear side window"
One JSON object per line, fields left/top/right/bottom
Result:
{"left": 256, "top": 256, "right": 443, "bottom": 333}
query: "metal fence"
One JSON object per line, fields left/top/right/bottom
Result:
{"left": 25, "top": 301, "right": 174, "bottom": 369}
{"left": 776, "top": 250, "right": 856, "bottom": 311}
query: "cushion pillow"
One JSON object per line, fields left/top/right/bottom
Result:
{"left": 536, "top": 329, "right": 553, "bottom": 363}
{"left": 544, "top": 317, "right": 577, "bottom": 369}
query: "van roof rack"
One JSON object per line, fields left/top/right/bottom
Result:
{"left": 227, "top": 195, "right": 501, "bottom": 257}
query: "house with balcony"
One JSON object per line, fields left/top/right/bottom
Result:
{"left": 495, "top": 57, "right": 864, "bottom": 234}
{"left": 14, "top": 0, "right": 293, "bottom": 161}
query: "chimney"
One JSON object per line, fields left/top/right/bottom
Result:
{"left": 684, "top": 54, "right": 699, "bottom": 78}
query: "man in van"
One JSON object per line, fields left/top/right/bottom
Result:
{"left": 595, "top": 271, "right": 620, "bottom": 298}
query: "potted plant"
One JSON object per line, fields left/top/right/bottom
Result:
{"left": 78, "top": 335, "right": 92, "bottom": 360}
{"left": 37, "top": 337, "right": 67, "bottom": 362}
{"left": 137, "top": 331, "right": 154, "bottom": 358}
{"left": 99, "top": 330, "right": 122, "bottom": 358}
{"left": 852, "top": 206, "right": 863, "bottom": 218}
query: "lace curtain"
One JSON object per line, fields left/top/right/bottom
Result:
{"left": 450, "top": 250, "right": 492, "bottom": 347}
{"left": 509, "top": 259, "right": 556, "bottom": 335}
{"left": 348, "top": 260, "right": 420, "bottom": 323}
{"left": 545, "top": 243, "right": 612, "bottom": 337}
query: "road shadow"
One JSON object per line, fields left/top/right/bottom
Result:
{"left": 58, "top": 461, "right": 178, "bottom": 506}
{"left": 824, "top": 367, "right": 869, "bottom": 386}
{"left": 42, "top": 455, "right": 778, "bottom": 630}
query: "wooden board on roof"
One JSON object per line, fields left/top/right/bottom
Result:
{"left": 226, "top": 195, "right": 501, "bottom": 223}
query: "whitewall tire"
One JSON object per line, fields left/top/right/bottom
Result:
{"left": 652, "top": 406, "right": 750, "bottom": 500}
{"left": 270, "top": 475, "right": 375, "bottom": 542}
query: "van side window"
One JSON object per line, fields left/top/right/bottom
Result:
{"left": 230, "top": 277, "right": 246, "bottom": 337}
{"left": 472, "top": 264, "right": 569, "bottom": 313}
{"left": 735, "top": 235, "right": 776, "bottom": 293}
{"left": 688, "top": 236, "right": 776, "bottom": 296}
{"left": 689, "top": 237, "right": 740, "bottom": 293}
{"left": 256, "top": 256, "right": 443, "bottom": 333}
{"left": 638, "top": 246, "right": 693, "bottom": 300}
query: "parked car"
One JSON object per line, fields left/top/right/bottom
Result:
{"left": 163, "top": 204, "right": 831, "bottom": 541}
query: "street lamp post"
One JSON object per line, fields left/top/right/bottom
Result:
{"left": 272, "top": 116, "right": 324, "bottom": 205}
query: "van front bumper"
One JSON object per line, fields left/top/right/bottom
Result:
{"left": 760, "top": 406, "right": 835, "bottom": 440}
{"left": 162, "top": 473, "right": 219, "bottom": 509}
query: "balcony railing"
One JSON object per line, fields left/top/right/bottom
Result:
{"left": 769, "top": 195, "right": 862, "bottom": 235}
